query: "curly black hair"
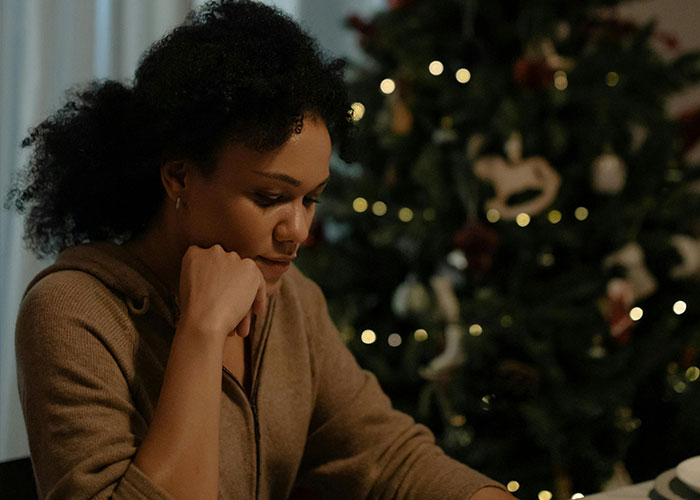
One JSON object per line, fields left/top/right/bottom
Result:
{"left": 5, "top": 0, "right": 354, "bottom": 259}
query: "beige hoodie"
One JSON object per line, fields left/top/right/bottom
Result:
{"left": 15, "top": 241, "right": 502, "bottom": 499}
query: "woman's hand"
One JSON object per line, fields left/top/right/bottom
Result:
{"left": 177, "top": 244, "right": 267, "bottom": 341}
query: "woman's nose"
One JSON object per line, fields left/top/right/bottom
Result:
{"left": 274, "top": 204, "right": 312, "bottom": 244}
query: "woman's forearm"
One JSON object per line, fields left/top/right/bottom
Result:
{"left": 133, "top": 317, "right": 225, "bottom": 499}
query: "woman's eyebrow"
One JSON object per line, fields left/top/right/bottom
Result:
{"left": 253, "top": 171, "right": 330, "bottom": 189}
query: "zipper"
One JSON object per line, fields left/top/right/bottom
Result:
{"left": 221, "top": 299, "right": 275, "bottom": 500}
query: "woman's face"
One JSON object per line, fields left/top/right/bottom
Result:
{"left": 182, "top": 117, "right": 331, "bottom": 293}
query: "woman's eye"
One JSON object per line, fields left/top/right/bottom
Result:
{"left": 254, "top": 193, "right": 284, "bottom": 207}
{"left": 303, "top": 196, "right": 322, "bottom": 207}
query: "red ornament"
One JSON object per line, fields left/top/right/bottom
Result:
{"left": 605, "top": 279, "right": 636, "bottom": 345}
{"left": 513, "top": 57, "right": 554, "bottom": 91}
{"left": 679, "top": 106, "right": 700, "bottom": 154}
{"left": 453, "top": 220, "right": 499, "bottom": 280}
{"left": 387, "top": 0, "right": 419, "bottom": 9}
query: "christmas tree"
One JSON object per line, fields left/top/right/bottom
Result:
{"left": 295, "top": 0, "right": 700, "bottom": 497}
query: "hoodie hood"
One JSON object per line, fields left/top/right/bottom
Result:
{"left": 23, "top": 241, "right": 180, "bottom": 328}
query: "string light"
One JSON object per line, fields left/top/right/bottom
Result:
{"left": 469, "top": 324, "right": 483, "bottom": 336}
{"left": 606, "top": 72, "right": 620, "bottom": 87}
{"left": 574, "top": 207, "right": 589, "bottom": 221}
{"left": 380, "top": 78, "right": 396, "bottom": 94}
{"left": 398, "top": 207, "right": 414, "bottom": 222}
{"left": 539, "top": 253, "right": 555, "bottom": 267}
{"left": 673, "top": 300, "right": 687, "bottom": 315}
{"left": 361, "top": 329, "right": 377, "bottom": 344}
{"left": 486, "top": 208, "right": 501, "bottom": 223}
{"left": 516, "top": 213, "right": 531, "bottom": 227}
{"left": 388, "top": 333, "right": 402, "bottom": 347}
{"left": 572, "top": 494, "right": 585, "bottom": 499}
{"left": 673, "top": 380, "right": 688, "bottom": 393}
{"left": 414, "top": 329, "right": 429, "bottom": 341}
{"left": 429, "top": 60, "right": 444, "bottom": 76}
{"left": 554, "top": 70, "right": 568, "bottom": 90}
{"left": 350, "top": 102, "right": 366, "bottom": 122}
{"left": 353, "top": 197, "right": 368, "bottom": 213}
{"left": 539, "top": 491, "right": 553, "bottom": 500}
{"left": 507, "top": 482, "right": 520, "bottom": 493}
{"left": 548, "top": 210, "right": 562, "bottom": 224}
{"left": 455, "top": 68, "right": 471, "bottom": 83}
{"left": 630, "top": 307, "right": 643, "bottom": 321}
{"left": 423, "top": 208, "right": 436, "bottom": 221}
{"left": 372, "top": 201, "right": 387, "bottom": 216}
{"left": 686, "top": 366, "right": 700, "bottom": 382}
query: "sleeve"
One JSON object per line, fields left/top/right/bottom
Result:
{"left": 292, "top": 277, "right": 506, "bottom": 500}
{"left": 14, "top": 271, "right": 172, "bottom": 500}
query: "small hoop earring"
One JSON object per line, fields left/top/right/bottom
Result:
{"left": 176, "top": 197, "right": 182, "bottom": 209}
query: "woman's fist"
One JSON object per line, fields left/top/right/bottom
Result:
{"left": 177, "top": 245, "right": 267, "bottom": 342}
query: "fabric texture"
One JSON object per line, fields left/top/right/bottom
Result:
{"left": 15, "top": 241, "right": 504, "bottom": 499}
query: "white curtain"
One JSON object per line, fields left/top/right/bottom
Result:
{"left": 0, "top": 0, "right": 380, "bottom": 462}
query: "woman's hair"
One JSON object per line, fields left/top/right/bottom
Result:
{"left": 5, "top": 0, "right": 354, "bottom": 258}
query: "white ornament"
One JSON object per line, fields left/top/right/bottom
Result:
{"left": 669, "top": 235, "right": 700, "bottom": 279}
{"left": 473, "top": 154, "right": 561, "bottom": 220}
{"left": 391, "top": 274, "right": 431, "bottom": 318}
{"left": 592, "top": 152, "right": 627, "bottom": 194}
{"left": 419, "top": 275, "right": 466, "bottom": 380}
{"left": 603, "top": 242, "right": 657, "bottom": 301}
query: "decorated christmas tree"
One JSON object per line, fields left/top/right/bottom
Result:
{"left": 295, "top": 0, "right": 700, "bottom": 497}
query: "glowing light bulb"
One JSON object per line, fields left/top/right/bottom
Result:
{"left": 387, "top": 333, "right": 402, "bottom": 347}
{"left": 350, "top": 102, "right": 365, "bottom": 122}
{"left": 539, "top": 491, "right": 553, "bottom": 500}
{"left": 606, "top": 72, "right": 619, "bottom": 87}
{"left": 353, "top": 197, "right": 368, "bottom": 213}
{"left": 361, "top": 329, "right": 376, "bottom": 344}
{"left": 372, "top": 201, "right": 387, "bottom": 216}
{"left": 423, "top": 208, "right": 436, "bottom": 221}
{"left": 507, "top": 482, "right": 520, "bottom": 493}
{"left": 572, "top": 494, "right": 585, "bottom": 499}
{"left": 554, "top": 70, "right": 568, "bottom": 90}
{"left": 486, "top": 208, "right": 501, "bottom": 223}
{"left": 414, "top": 329, "right": 428, "bottom": 342}
{"left": 516, "top": 213, "right": 531, "bottom": 227}
{"left": 548, "top": 210, "right": 562, "bottom": 224}
{"left": 455, "top": 68, "right": 471, "bottom": 83}
{"left": 575, "top": 207, "right": 589, "bottom": 221}
{"left": 469, "top": 324, "right": 483, "bottom": 336}
{"left": 630, "top": 307, "right": 643, "bottom": 321}
{"left": 686, "top": 366, "right": 699, "bottom": 382}
{"left": 429, "top": 60, "right": 444, "bottom": 76}
{"left": 398, "top": 207, "right": 414, "bottom": 222}
{"left": 380, "top": 78, "right": 396, "bottom": 94}
{"left": 673, "top": 300, "right": 687, "bottom": 315}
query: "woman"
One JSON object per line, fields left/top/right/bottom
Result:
{"left": 8, "top": 1, "right": 515, "bottom": 498}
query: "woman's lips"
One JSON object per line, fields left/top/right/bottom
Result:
{"left": 255, "top": 256, "right": 292, "bottom": 279}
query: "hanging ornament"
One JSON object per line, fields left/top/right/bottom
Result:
{"left": 603, "top": 242, "right": 658, "bottom": 301}
{"left": 419, "top": 276, "right": 466, "bottom": 381}
{"left": 669, "top": 234, "right": 700, "bottom": 279}
{"left": 679, "top": 106, "right": 700, "bottom": 155}
{"left": 513, "top": 38, "right": 574, "bottom": 91}
{"left": 433, "top": 116, "right": 458, "bottom": 144}
{"left": 453, "top": 220, "right": 499, "bottom": 279}
{"left": 391, "top": 274, "right": 431, "bottom": 318}
{"left": 473, "top": 132, "right": 561, "bottom": 220}
{"left": 388, "top": 0, "right": 420, "bottom": 9}
{"left": 592, "top": 149, "right": 627, "bottom": 194}
{"left": 602, "top": 278, "right": 636, "bottom": 345}
{"left": 390, "top": 92, "right": 413, "bottom": 135}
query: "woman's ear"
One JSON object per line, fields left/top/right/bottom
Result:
{"left": 160, "top": 160, "right": 189, "bottom": 202}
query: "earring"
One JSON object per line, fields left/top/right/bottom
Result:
{"left": 176, "top": 197, "right": 182, "bottom": 209}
